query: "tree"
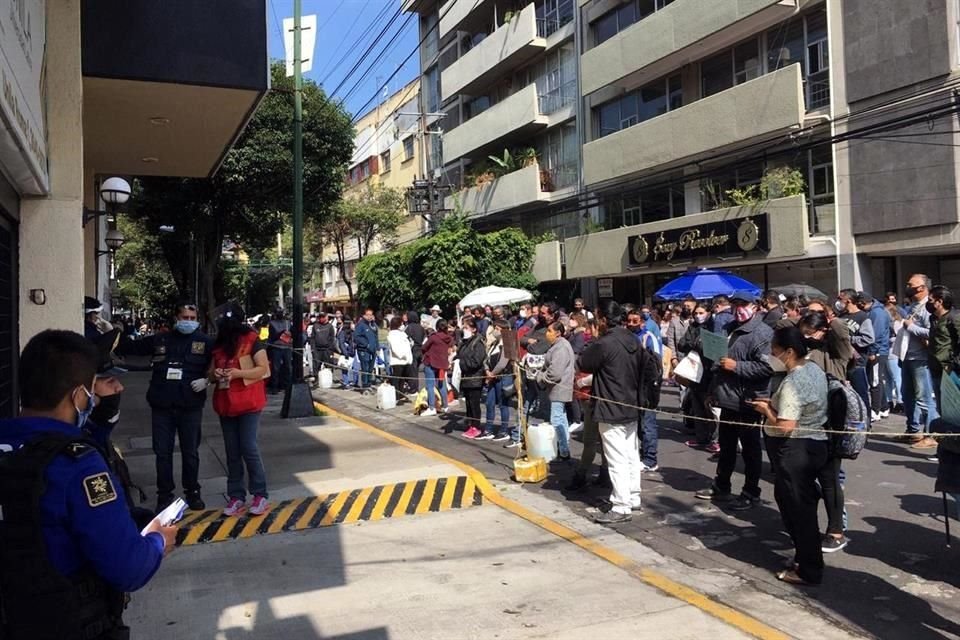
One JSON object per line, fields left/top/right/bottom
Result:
{"left": 319, "top": 183, "right": 406, "bottom": 302}
{"left": 126, "top": 62, "right": 354, "bottom": 322}
{"left": 356, "top": 215, "right": 538, "bottom": 312}
{"left": 114, "top": 216, "right": 180, "bottom": 317}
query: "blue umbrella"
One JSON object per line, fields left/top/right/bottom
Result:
{"left": 654, "top": 269, "right": 761, "bottom": 301}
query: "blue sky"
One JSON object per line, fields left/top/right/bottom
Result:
{"left": 266, "top": 0, "right": 420, "bottom": 119}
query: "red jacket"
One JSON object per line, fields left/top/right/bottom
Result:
{"left": 422, "top": 331, "right": 454, "bottom": 370}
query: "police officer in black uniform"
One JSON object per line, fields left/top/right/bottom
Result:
{"left": 120, "top": 302, "right": 213, "bottom": 512}
{"left": 0, "top": 330, "right": 177, "bottom": 640}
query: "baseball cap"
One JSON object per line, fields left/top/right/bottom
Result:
{"left": 729, "top": 290, "right": 759, "bottom": 304}
{"left": 430, "top": 304, "right": 441, "bottom": 312}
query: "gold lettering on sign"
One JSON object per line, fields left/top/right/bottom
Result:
{"left": 653, "top": 233, "right": 678, "bottom": 261}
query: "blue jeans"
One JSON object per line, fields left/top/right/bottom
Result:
{"left": 848, "top": 366, "right": 871, "bottom": 414}
{"left": 424, "top": 365, "right": 448, "bottom": 410}
{"left": 902, "top": 359, "right": 938, "bottom": 433}
{"left": 885, "top": 355, "right": 902, "bottom": 406}
{"left": 342, "top": 356, "right": 360, "bottom": 386}
{"left": 379, "top": 345, "right": 392, "bottom": 376}
{"left": 358, "top": 351, "right": 375, "bottom": 388}
{"left": 640, "top": 409, "right": 658, "bottom": 467}
{"left": 152, "top": 407, "right": 203, "bottom": 497}
{"left": 219, "top": 411, "right": 268, "bottom": 500}
{"left": 485, "top": 376, "right": 513, "bottom": 434}
{"left": 550, "top": 401, "right": 570, "bottom": 457}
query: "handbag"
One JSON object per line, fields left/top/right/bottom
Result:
{"left": 673, "top": 351, "right": 703, "bottom": 384}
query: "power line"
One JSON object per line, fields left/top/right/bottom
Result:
{"left": 319, "top": 0, "right": 391, "bottom": 85}
{"left": 336, "top": 12, "right": 418, "bottom": 109}
{"left": 325, "top": 4, "right": 405, "bottom": 101}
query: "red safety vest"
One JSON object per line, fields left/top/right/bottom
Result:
{"left": 212, "top": 332, "right": 267, "bottom": 417}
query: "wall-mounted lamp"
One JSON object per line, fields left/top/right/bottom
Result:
{"left": 29, "top": 289, "right": 45, "bottom": 305}
{"left": 95, "top": 228, "right": 126, "bottom": 259}
{"left": 83, "top": 177, "right": 132, "bottom": 226}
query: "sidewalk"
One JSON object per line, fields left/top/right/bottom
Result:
{"left": 114, "top": 372, "right": 770, "bottom": 639}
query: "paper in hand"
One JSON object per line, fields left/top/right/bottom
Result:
{"left": 141, "top": 498, "right": 187, "bottom": 536}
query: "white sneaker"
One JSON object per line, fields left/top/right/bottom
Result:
{"left": 248, "top": 495, "right": 270, "bottom": 516}
{"left": 421, "top": 408, "right": 437, "bottom": 417}
{"left": 568, "top": 422, "right": 584, "bottom": 435}
{"left": 879, "top": 409, "right": 890, "bottom": 419}
{"left": 640, "top": 462, "right": 659, "bottom": 472}
{"left": 871, "top": 411, "right": 881, "bottom": 422}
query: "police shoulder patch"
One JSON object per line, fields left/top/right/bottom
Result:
{"left": 83, "top": 472, "right": 118, "bottom": 507}
{"left": 191, "top": 341, "right": 206, "bottom": 355}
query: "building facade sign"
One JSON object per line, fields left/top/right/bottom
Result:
{"left": 627, "top": 214, "right": 770, "bottom": 267}
{"left": 0, "top": 0, "right": 47, "bottom": 195}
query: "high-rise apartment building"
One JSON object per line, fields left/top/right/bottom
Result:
{"left": 405, "top": 0, "right": 960, "bottom": 303}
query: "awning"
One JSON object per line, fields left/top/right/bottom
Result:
{"left": 81, "top": 0, "right": 268, "bottom": 178}
{"left": 305, "top": 290, "right": 324, "bottom": 303}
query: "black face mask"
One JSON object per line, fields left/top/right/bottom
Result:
{"left": 89, "top": 392, "right": 122, "bottom": 429}
{"left": 680, "top": 308, "right": 692, "bottom": 318}
{"left": 926, "top": 302, "right": 938, "bottom": 315}
{"left": 803, "top": 337, "right": 823, "bottom": 349}
{"left": 906, "top": 286, "right": 919, "bottom": 298}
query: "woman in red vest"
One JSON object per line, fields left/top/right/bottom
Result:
{"left": 211, "top": 303, "right": 270, "bottom": 516}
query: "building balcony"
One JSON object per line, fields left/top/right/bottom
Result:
{"left": 581, "top": 0, "right": 797, "bottom": 96}
{"left": 439, "top": 0, "right": 495, "bottom": 39}
{"left": 447, "top": 162, "right": 564, "bottom": 218}
{"left": 442, "top": 4, "right": 545, "bottom": 100}
{"left": 444, "top": 83, "right": 553, "bottom": 162}
{"left": 564, "top": 195, "right": 809, "bottom": 279}
{"left": 583, "top": 65, "right": 804, "bottom": 187}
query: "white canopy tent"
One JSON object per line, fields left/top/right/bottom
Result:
{"left": 458, "top": 286, "right": 533, "bottom": 309}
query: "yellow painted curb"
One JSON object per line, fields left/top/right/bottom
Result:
{"left": 316, "top": 401, "right": 790, "bottom": 640}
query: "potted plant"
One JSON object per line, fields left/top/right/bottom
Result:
{"left": 517, "top": 147, "right": 538, "bottom": 168}
{"left": 488, "top": 149, "right": 519, "bottom": 177}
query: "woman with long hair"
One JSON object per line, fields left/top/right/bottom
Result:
{"left": 885, "top": 302, "right": 904, "bottom": 411}
{"left": 750, "top": 326, "right": 830, "bottom": 585}
{"left": 211, "top": 303, "right": 271, "bottom": 516}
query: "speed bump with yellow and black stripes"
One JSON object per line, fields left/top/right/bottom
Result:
{"left": 174, "top": 475, "right": 483, "bottom": 547}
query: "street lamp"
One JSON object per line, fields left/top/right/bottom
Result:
{"left": 96, "top": 228, "right": 126, "bottom": 258}
{"left": 84, "top": 177, "right": 132, "bottom": 226}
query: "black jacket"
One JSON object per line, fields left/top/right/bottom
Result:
{"left": 708, "top": 314, "right": 773, "bottom": 412}
{"left": 457, "top": 335, "right": 487, "bottom": 390}
{"left": 676, "top": 322, "right": 713, "bottom": 392}
{"left": 406, "top": 312, "right": 426, "bottom": 359}
{"left": 310, "top": 322, "right": 336, "bottom": 352}
{"left": 578, "top": 327, "right": 640, "bottom": 424}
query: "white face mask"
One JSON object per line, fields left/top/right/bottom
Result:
{"left": 519, "top": 310, "right": 528, "bottom": 319}
{"left": 695, "top": 313, "right": 709, "bottom": 324}
{"left": 462, "top": 329, "right": 474, "bottom": 339}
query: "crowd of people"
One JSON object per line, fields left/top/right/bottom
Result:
{"left": 306, "top": 274, "right": 960, "bottom": 587}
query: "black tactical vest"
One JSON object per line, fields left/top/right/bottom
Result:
{"left": 146, "top": 331, "right": 211, "bottom": 410}
{"left": 0, "top": 434, "right": 127, "bottom": 640}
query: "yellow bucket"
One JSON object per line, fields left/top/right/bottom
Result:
{"left": 513, "top": 456, "right": 548, "bottom": 483}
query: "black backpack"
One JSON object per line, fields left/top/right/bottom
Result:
{"left": 826, "top": 374, "right": 870, "bottom": 459}
{"left": 637, "top": 347, "right": 662, "bottom": 410}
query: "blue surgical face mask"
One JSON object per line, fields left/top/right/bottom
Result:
{"left": 642, "top": 311, "right": 651, "bottom": 320}
{"left": 175, "top": 319, "right": 200, "bottom": 334}
{"left": 75, "top": 386, "right": 96, "bottom": 429}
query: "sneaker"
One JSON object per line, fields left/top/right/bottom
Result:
{"left": 594, "top": 510, "right": 632, "bottom": 525}
{"left": 879, "top": 409, "right": 890, "bottom": 419}
{"left": 695, "top": 486, "right": 734, "bottom": 502}
{"left": 911, "top": 436, "right": 938, "bottom": 449}
{"left": 729, "top": 494, "right": 760, "bottom": 511}
{"left": 568, "top": 422, "right": 584, "bottom": 435}
{"left": 928, "top": 455, "right": 939, "bottom": 462}
{"left": 185, "top": 492, "right": 205, "bottom": 511}
{"left": 684, "top": 440, "right": 704, "bottom": 449}
{"left": 641, "top": 462, "right": 659, "bottom": 472}
{"left": 223, "top": 498, "right": 246, "bottom": 517}
{"left": 442, "top": 406, "right": 452, "bottom": 414}
{"left": 462, "top": 426, "right": 482, "bottom": 439}
{"left": 504, "top": 440, "right": 522, "bottom": 449}
{"left": 871, "top": 411, "right": 881, "bottom": 423}
{"left": 821, "top": 534, "right": 848, "bottom": 553}
{"left": 421, "top": 408, "right": 437, "bottom": 417}
{"left": 492, "top": 433, "right": 510, "bottom": 443}
{"left": 476, "top": 431, "right": 495, "bottom": 441}
{"left": 248, "top": 495, "right": 270, "bottom": 516}
{"left": 556, "top": 453, "right": 572, "bottom": 462}
{"left": 705, "top": 443, "right": 721, "bottom": 454}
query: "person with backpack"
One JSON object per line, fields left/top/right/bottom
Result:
{"left": 627, "top": 307, "right": 663, "bottom": 472}
{"left": 749, "top": 326, "right": 830, "bottom": 585}
{"left": 696, "top": 291, "right": 773, "bottom": 511}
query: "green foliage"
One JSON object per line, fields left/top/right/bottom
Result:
{"left": 126, "top": 61, "right": 354, "bottom": 319}
{"left": 319, "top": 183, "right": 407, "bottom": 302}
{"left": 725, "top": 167, "right": 807, "bottom": 207}
{"left": 488, "top": 149, "right": 518, "bottom": 174}
{"left": 356, "top": 215, "right": 538, "bottom": 311}
{"left": 114, "top": 216, "right": 180, "bottom": 316}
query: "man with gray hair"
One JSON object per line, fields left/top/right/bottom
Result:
{"left": 901, "top": 273, "right": 939, "bottom": 446}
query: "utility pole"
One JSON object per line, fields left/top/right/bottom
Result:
{"left": 284, "top": 0, "right": 314, "bottom": 418}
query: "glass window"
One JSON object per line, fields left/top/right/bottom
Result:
{"left": 403, "top": 136, "right": 415, "bottom": 160}
{"left": 617, "top": 2, "right": 638, "bottom": 30}
{"left": 603, "top": 200, "right": 624, "bottom": 229}
{"left": 422, "top": 12, "right": 439, "bottom": 63}
{"left": 767, "top": 21, "right": 805, "bottom": 72}
{"left": 642, "top": 186, "right": 672, "bottom": 223}
{"left": 620, "top": 93, "right": 639, "bottom": 128}
{"left": 424, "top": 66, "right": 441, "bottom": 113}
{"left": 598, "top": 101, "right": 620, "bottom": 138}
{"left": 623, "top": 196, "right": 642, "bottom": 226}
{"left": 380, "top": 150, "right": 391, "bottom": 173}
{"left": 594, "top": 12, "right": 618, "bottom": 45}
{"left": 639, "top": 81, "right": 667, "bottom": 121}
{"left": 668, "top": 74, "right": 683, "bottom": 111}
{"left": 734, "top": 40, "right": 761, "bottom": 85}
{"left": 638, "top": 0, "right": 657, "bottom": 19}
{"left": 701, "top": 52, "right": 733, "bottom": 97}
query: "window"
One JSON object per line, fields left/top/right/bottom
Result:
{"left": 422, "top": 11, "right": 439, "bottom": 64}
{"left": 403, "top": 136, "right": 415, "bottom": 161}
{"left": 767, "top": 8, "right": 830, "bottom": 109}
{"left": 380, "top": 150, "right": 391, "bottom": 173}
{"left": 534, "top": 44, "right": 577, "bottom": 115}
{"left": 702, "top": 38, "right": 760, "bottom": 98}
{"left": 602, "top": 180, "right": 684, "bottom": 229}
{"left": 808, "top": 144, "right": 834, "bottom": 234}
{"left": 592, "top": 0, "right": 675, "bottom": 47}
{"left": 594, "top": 74, "right": 682, "bottom": 138}
{"left": 536, "top": 0, "right": 574, "bottom": 38}
{"left": 536, "top": 122, "right": 578, "bottom": 190}
{"left": 424, "top": 65, "right": 441, "bottom": 113}
{"left": 701, "top": 162, "right": 764, "bottom": 210}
